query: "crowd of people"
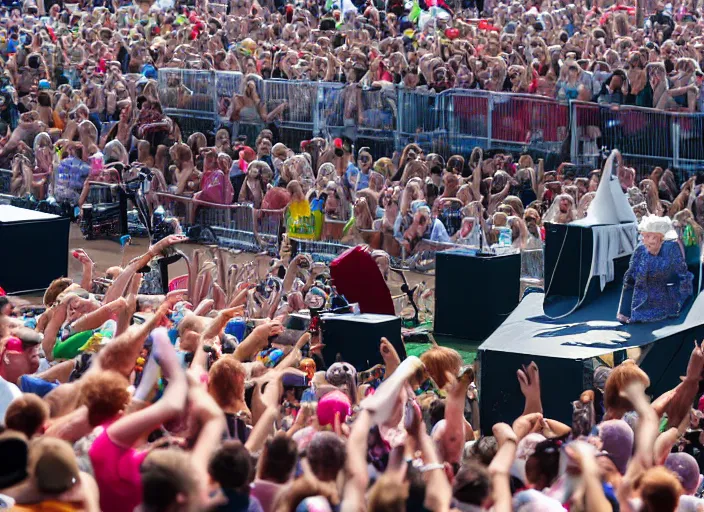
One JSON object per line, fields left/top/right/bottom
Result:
{"left": 3, "top": 0, "right": 704, "bottom": 510}
{"left": 3, "top": 236, "right": 704, "bottom": 512}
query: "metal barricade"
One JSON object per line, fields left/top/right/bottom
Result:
{"left": 264, "top": 80, "right": 316, "bottom": 150}
{"left": 436, "top": 89, "right": 491, "bottom": 157}
{"left": 316, "top": 82, "right": 347, "bottom": 139}
{"left": 490, "top": 93, "right": 569, "bottom": 155}
{"left": 602, "top": 105, "right": 672, "bottom": 169}
{"left": 214, "top": 71, "right": 244, "bottom": 130}
{"left": 155, "top": 192, "right": 194, "bottom": 227}
{"left": 569, "top": 101, "right": 686, "bottom": 172}
{"left": 671, "top": 112, "right": 704, "bottom": 171}
{"left": 397, "top": 89, "right": 441, "bottom": 154}
{"left": 158, "top": 68, "right": 215, "bottom": 113}
{"left": 255, "top": 208, "right": 285, "bottom": 254}
{"left": 402, "top": 240, "right": 464, "bottom": 273}
{"left": 194, "top": 203, "right": 259, "bottom": 252}
{"left": 357, "top": 85, "right": 397, "bottom": 158}
{"left": 569, "top": 101, "right": 603, "bottom": 168}
{"left": 290, "top": 237, "right": 351, "bottom": 264}
{"left": 159, "top": 69, "right": 217, "bottom": 139}
{"left": 155, "top": 70, "right": 704, "bottom": 177}
{"left": 520, "top": 247, "right": 545, "bottom": 298}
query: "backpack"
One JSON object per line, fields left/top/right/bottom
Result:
{"left": 195, "top": 169, "right": 234, "bottom": 204}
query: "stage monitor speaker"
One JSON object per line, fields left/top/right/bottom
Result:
{"left": 434, "top": 251, "right": 521, "bottom": 340}
{"left": 0, "top": 206, "right": 70, "bottom": 294}
{"left": 320, "top": 313, "right": 405, "bottom": 371}
{"left": 544, "top": 223, "right": 593, "bottom": 300}
{"left": 543, "top": 223, "right": 631, "bottom": 317}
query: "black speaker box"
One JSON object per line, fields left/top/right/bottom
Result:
{"left": 0, "top": 206, "right": 70, "bottom": 294}
{"left": 543, "top": 223, "right": 630, "bottom": 317}
{"left": 434, "top": 250, "right": 521, "bottom": 340}
{"left": 320, "top": 313, "right": 405, "bottom": 371}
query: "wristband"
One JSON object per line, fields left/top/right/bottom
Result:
{"left": 419, "top": 463, "right": 444, "bottom": 473}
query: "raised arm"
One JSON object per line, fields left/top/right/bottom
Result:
{"left": 566, "top": 441, "right": 612, "bottom": 512}
{"left": 441, "top": 369, "right": 473, "bottom": 464}
{"left": 340, "top": 409, "right": 372, "bottom": 512}
{"left": 103, "top": 234, "right": 187, "bottom": 305}
{"left": 95, "top": 296, "right": 180, "bottom": 377}
{"left": 245, "top": 374, "right": 283, "bottom": 453}
{"left": 42, "top": 301, "right": 67, "bottom": 362}
{"left": 71, "top": 297, "right": 128, "bottom": 334}
{"left": 517, "top": 361, "right": 542, "bottom": 416}
{"left": 415, "top": 411, "right": 452, "bottom": 512}
{"left": 186, "top": 370, "right": 227, "bottom": 506}
{"left": 72, "top": 249, "right": 94, "bottom": 293}
{"left": 106, "top": 328, "right": 188, "bottom": 448}
{"left": 617, "top": 381, "right": 659, "bottom": 512}
{"left": 233, "top": 320, "right": 284, "bottom": 362}
{"left": 191, "top": 306, "right": 245, "bottom": 371}
{"left": 488, "top": 423, "right": 518, "bottom": 512}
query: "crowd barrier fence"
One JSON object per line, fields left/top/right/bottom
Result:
{"left": 569, "top": 101, "right": 704, "bottom": 174}
{"left": 159, "top": 69, "right": 704, "bottom": 173}
{"left": 150, "top": 71, "right": 704, "bottom": 266}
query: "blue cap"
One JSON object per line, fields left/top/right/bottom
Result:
{"left": 38, "top": 79, "right": 51, "bottom": 90}
{"left": 141, "top": 64, "right": 157, "bottom": 79}
{"left": 19, "top": 375, "right": 59, "bottom": 397}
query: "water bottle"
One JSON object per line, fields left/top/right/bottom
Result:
{"left": 498, "top": 226, "right": 512, "bottom": 247}
{"left": 224, "top": 318, "right": 247, "bottom": 342}
{"left": 90, "top": 152, "right": 104, "bottom": 176}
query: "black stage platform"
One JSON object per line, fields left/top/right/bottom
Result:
{"left": 473, "top": 150, "right": 704, "bottom": 433}
{"left": 477, "top": 286, "right": 704, "bottom": 433}
{"left": 0, "top": 205, "right": 70, "bottom": 294}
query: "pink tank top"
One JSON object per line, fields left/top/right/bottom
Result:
{"left": 89, "top": 427, "right": 148, "bottom": 512}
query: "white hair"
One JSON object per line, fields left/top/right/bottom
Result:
{"left": 638, "top": 214, "right": 677, "bottom": 240}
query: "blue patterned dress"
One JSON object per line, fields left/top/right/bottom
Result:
{"left": 618, "top": 241, "right": 694, "bottom": 323}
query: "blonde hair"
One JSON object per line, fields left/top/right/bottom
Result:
{"left": 420, "top": 346, "right": 463, "bottom": 389}
{"left": 368, "top": 473, "right": 409, "bottom": 512}
{"left": 604, "top": 360, "right": 650, "bottom": 414}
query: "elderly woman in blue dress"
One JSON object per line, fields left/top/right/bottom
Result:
{"left": 618, "top": 215, "right": 694, "bottom": 323}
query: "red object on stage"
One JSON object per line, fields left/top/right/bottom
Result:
{"left": 330, "top": 246, "right": 395, "bottom": 315}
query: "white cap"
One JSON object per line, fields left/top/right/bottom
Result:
{"left": 638, "top": 214, "right": 678, "bottom": 240}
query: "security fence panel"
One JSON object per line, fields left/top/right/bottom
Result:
{"left": 193, "top": 203, "right": 260, "bottom": 252}
{"left": 159, "top": 68, "right": 216, "bottom": 114}
{"left": 316, "top": 82, "right": 346, "bottom": 138}
{"left": 436, "top": 89, "right": 491, "bottom": 158}
{"left": 264, "top": 80, "right": 316, "bottom": 150}
{"left": 214, "top": 71, "right": 244, "bottom": 130}
{"left": 356, "top": 85, "right": 398, "bottom": 158}
{"left": 397, "top": 89, "right": 443, "bottom": 155}
{"left": 490, "top": 93, "right": 569, "bottom": 159}
{"left": 159, "top": 69, "right": 217, "bottom": 139}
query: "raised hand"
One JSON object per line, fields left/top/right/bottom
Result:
{"left": 517, "top": 361, "right": 542, "bottom": 414}
{"left": 492, "top": 422, "right": 518, "bottom": 447}
{"left": 150, "top": 234, "right": 188, "bottom": 256}
{"left": 512, "top": 412, "right": 544, "bottom": 441}
{"left": 380, "top": 337, "right": 400, "bottom": 376}
{"left": 685, "top": 340, "right": 704, "bottom": 382}
{"left": 252, "top": 319, "right": 285, "bottom": 342}
{"left": 72, "top": 248, "right": 93, "bottom": 266}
